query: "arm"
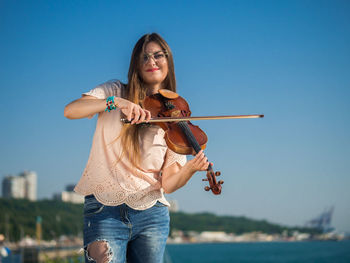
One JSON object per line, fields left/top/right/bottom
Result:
{"left": 161, "top": 150, "right": 209, "bottom": 194}
{"left": 64, "top": 95, "right": 151, "bottom": 123}
{"left": 64, "top": 95, "right": 106, "bottom": 119}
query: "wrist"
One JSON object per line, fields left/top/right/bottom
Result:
{"left": 105, "top": 96, "right": 117, "bottom": 112}
{"left": 113, "top": 97, "right": 120, "bottom": 108}
{"left": 183, "top": 162, "right": 197, "bottom": 175}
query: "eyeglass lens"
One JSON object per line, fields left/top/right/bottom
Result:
{"left": 143, "top": 51, "right": 167, "bottom": 64}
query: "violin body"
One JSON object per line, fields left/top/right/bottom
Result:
{"left": 143, "top": 93, "right": 207, "bottom": 155}
{"left": 142, "top": 89, "right": 223, "bottom": 195}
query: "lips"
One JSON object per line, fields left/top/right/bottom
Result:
{"left": 146, "top": 68, "right": 159, "bottom": 72}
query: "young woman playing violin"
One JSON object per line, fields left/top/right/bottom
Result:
{"left": 64, "top": 33, "right": 210, "bottom": 263}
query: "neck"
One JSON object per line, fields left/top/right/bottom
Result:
{"left": 145, "top": 83, "right": 163, "bottom": 95}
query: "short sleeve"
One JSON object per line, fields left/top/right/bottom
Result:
{"left": 163, "top": 148, "right": 187, "bottom": 169}
{"left": 83, "top": 79, "right": 122, "bottom": 99}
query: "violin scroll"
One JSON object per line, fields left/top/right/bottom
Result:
{"left": 203, "top": 165, "right": 224, "bottom": 195}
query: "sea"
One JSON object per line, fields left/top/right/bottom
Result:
{"left": 164, "top": 240, "right": 350, "bottom": 263}
{"left": 2, "top": 240, "right": 350, "bottom": 263}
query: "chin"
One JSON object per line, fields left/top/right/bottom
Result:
{"left": 144, "top": 77, "right": 166, "bottom": 86}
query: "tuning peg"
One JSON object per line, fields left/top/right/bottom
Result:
{"left": 218, "top": 180, "right": 224, "bottom": 184}
{"left": 215, "top": 171, "right": 221, "bottom": 176}
{"left": 204, "top": 186, "right": 210, "bottom": 191}
{"left": 202, "top": 178, "right": 209, "bottom": 181}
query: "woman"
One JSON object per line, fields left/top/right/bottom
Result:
{"left": 64, "top": 33, "right": 209, "bottom": 263}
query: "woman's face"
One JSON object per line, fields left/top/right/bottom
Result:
{"left": 139, "top": 41, "right": 168, "bottom": 88}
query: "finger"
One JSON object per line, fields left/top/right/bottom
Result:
{"left": 193, "top": 151, "right": 205, "bottom": 165}
{"left": 132, "top": 106, "right": 140, "bottom": 125}
{"left": 127, "top": 104, "right": 134, "bottom": 122}
{"left": 201, "top": 160, "right": 210, "bottom": 171}
{"left": 145, "top": 110, "right": 151, "bottom": 122}
{"left": 137, "top": 109, "right": 146, "bottom": 124}
{"left": 194, "top": 150, "right": 203, "bottom": 160}
{"left": 193, "top": 158, "right": 208, "bottom": 171}
{"left": 201, "top": 157, "right": 208, "bottom": 168}
{"left": 193, "top": 154, "right": 206, "bottom": 169}
{"left": 200, "top": 156, "right": 209, "bottom": 170}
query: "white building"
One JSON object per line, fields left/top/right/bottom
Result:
{"left": 2, "top": 175, "right": 25, "bottom": 199}
{"left": 21, "top": 171, "right": 37, "bottom": 201}
{"left": 53, "top": 184, "right": 84, "bottom": 204}
{"left": 61, "top": 191, "right": 84, "bottom": 204}
{"left": 2, "top": 171, "right": 37, "bottom": 201}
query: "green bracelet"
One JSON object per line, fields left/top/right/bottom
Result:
{"left": 105, "top": 96, "right": 117, "bottom": 112}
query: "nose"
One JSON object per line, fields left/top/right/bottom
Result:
{"left": 145, "top": 56, "right": 156, "bottom": 66}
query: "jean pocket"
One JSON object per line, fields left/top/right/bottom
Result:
{"left": 84, "top": 197, "right": 105, "bottom": 216}
{"left": 154, "top": 201, "right": 168, "bottom": 207}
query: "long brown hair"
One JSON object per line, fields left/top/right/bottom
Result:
{"left": 119, "top": 33, "right": 176, "bottom": 167}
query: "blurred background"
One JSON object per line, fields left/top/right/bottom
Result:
{"left": 0, "top": 0, "right": 349, "bottom": 252}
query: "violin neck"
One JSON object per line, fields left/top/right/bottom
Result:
{"left": 177, "top": 121, "right": 214, "bottom": 172}
{"left": 177, "top": 121, "right": 202, "bottom": 154}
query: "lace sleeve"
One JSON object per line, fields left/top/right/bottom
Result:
{"left": 83, "top": 79, "right": 121, "bottom": 99}
{"left": 82, "top": 80, "right": 122, "bottom": 118}
{"left": 163, "top": 148, "right": 187, "bottom": 169}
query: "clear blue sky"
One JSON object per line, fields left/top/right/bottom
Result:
{"left": 1, "top": 0, "right": 349, "bottom": 232}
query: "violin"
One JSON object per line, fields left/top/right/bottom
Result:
{"left": 121, "top": 89, "right": 264, "bottom": 195}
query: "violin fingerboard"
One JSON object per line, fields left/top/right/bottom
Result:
{"left": 177, "top": 121, "right": 202, "bottom": 154}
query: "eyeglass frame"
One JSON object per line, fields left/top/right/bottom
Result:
{"left": 141, "top": 50, "right": 168, "bottom": 64}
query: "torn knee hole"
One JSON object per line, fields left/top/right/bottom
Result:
{"left": 86, "top": 240, "right": 112, "bottom": 263}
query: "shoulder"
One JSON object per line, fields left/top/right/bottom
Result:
{"left": 96, "top": 79, "right": 124, "bottom": 97}
{"left": 83, "top": 79, "right": 126, "bottom": 99}
{"left": 103, "top": 79, "right": 125, "bottom": 90}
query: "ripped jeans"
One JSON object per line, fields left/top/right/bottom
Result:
{"left": 83, "top": 195, "right": 170, "bottom": 263}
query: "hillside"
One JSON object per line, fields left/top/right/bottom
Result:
{"left": 0, "top": 198, "right": 319, "bottom": 241}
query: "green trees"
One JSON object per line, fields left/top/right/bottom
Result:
{"left": 0, "top": 198, "right": 83, "bottom": 241}
{"left": 0, "top": 198, "right": 319, "bottom": 242}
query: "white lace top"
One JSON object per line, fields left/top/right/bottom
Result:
{"left": 74, "top": 80, "right": 187, "bottom": 210}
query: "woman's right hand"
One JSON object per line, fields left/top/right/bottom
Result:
{"left": 115, "top": 97, "right": 151, "bottom": 125}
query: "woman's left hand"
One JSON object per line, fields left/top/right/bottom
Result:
{"left": 161, "top": 150, "right": 212, "bottom": 194}
{"left": 186, "top": 150, "right": 211, "bottom": 173}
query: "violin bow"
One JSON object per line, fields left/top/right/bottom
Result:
{"left": 121, "top": 114, "right": 264, "bottom": 123}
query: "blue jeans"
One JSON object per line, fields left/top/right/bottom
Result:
{"left": 83, "top": 195, "right": 170, "bottom": 263}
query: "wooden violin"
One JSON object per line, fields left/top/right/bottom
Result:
{"left": 121, "top": 89, "right": 264, "bottom": 195}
